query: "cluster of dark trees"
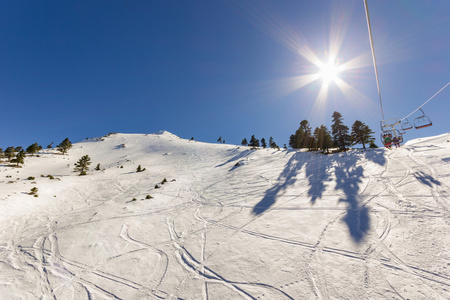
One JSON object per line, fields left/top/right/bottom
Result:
{"left": 289, "top": 111, "right": 377, "bottom": 153}
{"left": 0, "top": 137, "right": 98, "bottom": 177}
{"left": 241, "top": 136, "right": 280, "bottom": 149}
{"left": 0, "top": 138, "right": 73, "bottom": 167}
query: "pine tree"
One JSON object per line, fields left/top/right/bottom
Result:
{"left": 95, "top": 163, "right": 101, "bottom": 171}
{"left": 4, "top": 147, "right": 16, "bottom": 162}
{"left": 261, "top": 138, "right": 267, "bottom": 148}
{"left": 351, "top": 120, "right": 375, "bottom": 149}
{"left": 314, "top": 125, "right": 333, "bottom": 153}
{"left": 217, "top": 136, "right": 222, "bottom": 143}
{"left": 11, "top": 150, "right": 25, "bottom": 166}
{"left": 269, "top": 137, "right": 278, "bottom": 149}
{"left": 323, "top": 128, "right": 333, "bottom": 153}
{"left": 241, "top": 138, "right": 248, "bottom": 146}
{"left": 57, "top": 138, "right": 72, "bottom": 154}
{"left": 306, "top": 134, "right": 316, "bottom": 151}
{"left": 313, "top": 127, "right": 321, "bottom": 151}
{"left": 369, "top": 141, "right": 378, "bottom": 148}
{"left": 26, "top": 143, "right": 42, "bottom": 156}
{"left": 249, "top": 135, "right": 260, "bottom": 147}
{"left": 331, "top": 111, "right": 351, "bottom": 151}
{"left": 289, "top": 120, "right": 312, "bottom": 149}
{"left": 74, "top": 155, "right": 91, "bottom": 176}
{"left": 289, "top": 134, "right": 296, "bottom": 149}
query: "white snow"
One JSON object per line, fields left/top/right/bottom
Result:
{"left": 1, "top": 132, "right": 449, "bottom": 299}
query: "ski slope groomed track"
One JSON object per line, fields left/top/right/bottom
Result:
{"left": 1, "top": 131, "right": 449, "bottom": 299}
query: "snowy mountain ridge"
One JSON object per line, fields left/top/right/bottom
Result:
{"left": 1, "top": 131, "right": 449, "bottom": 299}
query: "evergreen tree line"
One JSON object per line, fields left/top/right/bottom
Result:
{"left": 241, "top": 135, "right": 280, "bottom": 149}
{"left": 0, "top": 138, "right": 73, "bottom": 167}
{"left": 289, "top": 111, "right": 377, "bottom": 153}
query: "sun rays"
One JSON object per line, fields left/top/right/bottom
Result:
{"left": 317, "top": 59, "right": 341, "bottom": 85}
{"left": 238, "top": 1, "right": 373, "bottom": 121}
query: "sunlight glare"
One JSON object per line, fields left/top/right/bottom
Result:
{"left": 239, "top": 0, "right": 371, "bottom": 114}
{"left": 317, "top": 59, "right": 341, "bottom": 84}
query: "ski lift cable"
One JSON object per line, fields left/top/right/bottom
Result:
{"left": 363, "top": 0, "right": 385, "bottom": 121}
{"left": 400, "top": 81, "right": 450, "bottom": 121}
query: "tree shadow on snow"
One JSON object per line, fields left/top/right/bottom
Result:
{"left": 307, "top": 149, "right": 386, "bottom": 206}
{"left": 363, "top": 148, "right": 386, "bottom": 166}
{"left": 253, "top": 149, "right": 386, "bottom": 242}
{"left": 215, "top": 149, "right": 254, "bottom": 169}
{"left": 334, "top": 156, "right": 370, "bottom": 243}
{"left": 413, "top": 171, "right": 441, "bottom": 188}
{"left": 253, "top": 150, "right": 386, "bottom": 243}
{"left": 305, "top": 153, "right": 334, "bottom": 204}
{"left": 252, "top": 152, "right": 308, "bottom": 215}
{"left": 441, "top": 157, "right": 450, "bottom": 163}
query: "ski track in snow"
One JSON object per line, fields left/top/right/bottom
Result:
{"left": 1, "top": 132, "right": 449, "bottom": 299}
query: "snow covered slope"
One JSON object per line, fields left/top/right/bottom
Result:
{"left": 1, "top": 131, "right": 449, "bottom": 299}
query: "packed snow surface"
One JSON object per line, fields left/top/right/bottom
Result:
{"left": 1, "top": 131, "right": 449, "bottom": 299}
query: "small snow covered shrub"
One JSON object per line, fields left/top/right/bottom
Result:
{"left": 136, "top": 165, "right": 146, "bottom": 172}
{"left": 161, "top": 178, "right": 167, "bottom": 184}
{"left": 27, "top": 176, "right": 35, "bottom": 180}
{"left": 146, "top": 195, "right": 152, "bottom": 199}
{"left": 29, "top": 187, "right": 38, "bottom": 196}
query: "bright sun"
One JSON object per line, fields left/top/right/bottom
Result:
{"left": 317, "top": 60, "right": 341, "bottom": 84}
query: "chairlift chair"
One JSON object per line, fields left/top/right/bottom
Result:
{"left": 414, "top": 109, "right": 432, "bottom": 129}
{"left": 380, "top": 129, "right": 403, "bottom": 147}
{"left": 401, "top": 118, "right": 413, "bottom": 131}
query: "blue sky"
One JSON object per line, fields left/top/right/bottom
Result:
{"left": 1, "top": 0, "right": 449, "bottom": 149}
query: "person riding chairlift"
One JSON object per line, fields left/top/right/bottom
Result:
{"left": 383, "top": 133, "right": 392, "bottom": 149}
{"left": 392, "top": 136, "right": 400, "bottom": 148}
